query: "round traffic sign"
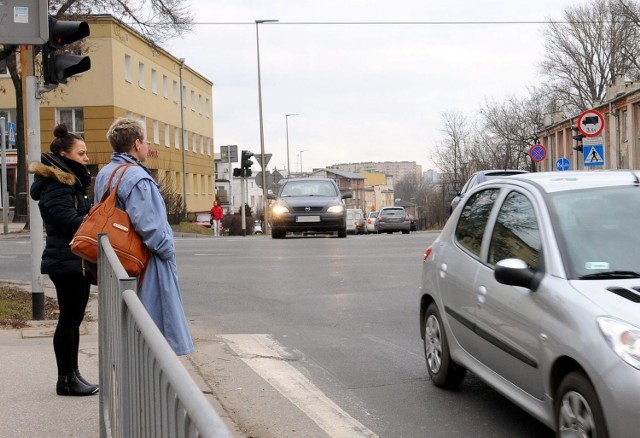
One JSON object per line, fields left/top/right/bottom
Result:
{"left": 577, "top": 109, "right": 605, "bottom": 137}
{"left": 529, "top": 144, "right": 547, "bottom": 163}
{"left": 556, "top": 157, "right": 570, "bottom": 171}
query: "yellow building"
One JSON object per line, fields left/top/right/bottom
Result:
{"left": 0, "top": 14, "right": 215, "bottom": 215}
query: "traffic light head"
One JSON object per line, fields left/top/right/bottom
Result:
{"left": 233, "top": 168, "right": 242, "bottom": 177}
{"left": 43, "top": 16, "right": 91, "bottom": 85}
{"left": 241, "top": 150, "right": 254, "bottom": 170}
{"left": 48, "top": 17, "right": 90, "bottom": 49}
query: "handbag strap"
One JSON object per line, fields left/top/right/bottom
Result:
{"left": 100, "top": 163, "right": 134, "bottom": 203}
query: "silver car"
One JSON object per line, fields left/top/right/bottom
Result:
{"left": 420, "top": 171, "right": 640, "bottom": 437}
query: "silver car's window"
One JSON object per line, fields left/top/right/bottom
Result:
{"left": 455, "top": 189, "right": 499, "bottom": 257}
{"left": 550, "top": 187, "right": 640, "bottom": 278}
{"left": 280, "top": 181, "right": 338, "bottom": 197}
{"left": 488, "top": 191, "right": 541, "bottom": 269}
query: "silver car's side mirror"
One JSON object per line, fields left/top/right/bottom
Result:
{"left": 494, "top": 258, "right": 542, "bottom": 291}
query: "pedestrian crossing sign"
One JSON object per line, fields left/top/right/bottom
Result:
{"left": 583, "top": 144, "right": 604, "bottom": 167}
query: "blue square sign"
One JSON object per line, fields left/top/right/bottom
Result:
{"left": 583, "top": 144, "right": 604, "bottom": 167}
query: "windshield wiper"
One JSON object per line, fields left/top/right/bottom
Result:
{"left": 578, "top": 271, "right": 640, "bottom": 280}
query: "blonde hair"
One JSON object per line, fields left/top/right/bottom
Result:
{"left": 106, "top": 118, "right": 145, "bottom": 153}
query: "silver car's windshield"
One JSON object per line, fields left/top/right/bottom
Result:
{"left": 280, "top": 181, "right": 338, "bottom": 197}
{"left": 549, "top": 186, "right": 640, "bottom": 279}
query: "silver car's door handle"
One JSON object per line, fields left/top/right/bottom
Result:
{"left": 478, "top": 285, "right": 487, "bottom": 305}
{"left": 439, "top": 263, "right": 447, "bottom": 278}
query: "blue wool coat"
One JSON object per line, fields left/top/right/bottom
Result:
{"left": 94, "top": 154, "right": 194, "bottom": 356}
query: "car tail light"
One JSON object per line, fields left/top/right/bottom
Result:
{"left": 404, "top": 215, "right": 410, "bottom": 222}
{"left": 367, "top": 218, "right": 372, "bottom": 224}
{"left": 378, "top": 216, "right": 385, "bottom": 222}
{"left": 423, "top": 246, "right": 432, "bottom": 261}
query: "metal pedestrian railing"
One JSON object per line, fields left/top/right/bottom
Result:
{"left": 97, "top": 234, "right": 230, "bottom": 437}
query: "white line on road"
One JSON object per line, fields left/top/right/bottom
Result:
{"left": 219, "top": 334, "right": 379, "bottom": 438}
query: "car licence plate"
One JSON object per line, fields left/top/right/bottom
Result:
{"left": 296, "top": 216, "right": 320, "bottom": 223}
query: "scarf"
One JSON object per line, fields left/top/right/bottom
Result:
{"left": 41, "top": 152, "right": 91, "bottom": 189}
{"left": 113, "top": 152, "right": 152, "bottom": 176}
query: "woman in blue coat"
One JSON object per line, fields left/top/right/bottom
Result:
{"left": 29, "top": 124, "right": 99, "bottom": 396}
{"left": 95, "top": 118, "right": 193, "bottom": 356}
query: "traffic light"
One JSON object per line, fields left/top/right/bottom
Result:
{"left": 42, "top": 16, "right": 91, "bottom": 85}
{"left": 571, "top": 125, "right": 584, "bottom": 152}
{"left": 233, "top": 168, "right": 242, "bottom": 177}
{"left": 241, "top": 150, "right": 254, "bottom": 177}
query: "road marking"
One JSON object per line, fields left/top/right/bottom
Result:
{"left": 219, "top": 334, "right": 379, "bottom": 438}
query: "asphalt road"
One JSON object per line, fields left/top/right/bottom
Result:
{"left": 0, "top": 232, "right": 554, "bottom": 437}
{"left": 175, "top": 232, "right": 553, "bottom": 438}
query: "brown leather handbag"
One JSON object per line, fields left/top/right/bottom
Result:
{"left": 70, "top": 164, "right": 149, "bottom": 277}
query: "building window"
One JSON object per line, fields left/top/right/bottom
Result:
{"left": 164, "top": 124, "right": 170, "bottom": 147}
{"left": 58, "top": 108, "right": 84, "bottom": 135}
{"left": 198, "top": 95, "right": 203, "bottom": 114}
{"left": 126, "top": 111, "right": 134, "bottom": 119}
{"left": 200, "top": 135, "right": 204, "bottom": 154}
{"left": 182, "top": 85, "right": 187, "bottom": 108}
{"left": 151, "top": 69, "right": 158, "bottom": 94}
{"left": 138, "top": 62, "right": 145, "bottom": 88}
{"left": 183, "top": 130, "right": 188, "bottom": 150}
{"left": 205, "top": 98, "right": 210, "bottom": 117}
{"left": 190, "top": 90, "right": 195, "bottom": 111}
{"left": 162, "top": 75, "right": 168, "bottom": 99}
{"left": 124, "top": 55, "right": 132, "bottom": 82}
{"left": 153, "top": 120, "right": 159, "bottom": 144}
{"left": 173, "top": 81, "right": 179, "bottom": 103}
{"left": 192, "top": 133, "right": 197, "bottom": 152}
{"left": 207, "top": 137, "right": 211, "bottom": 156}
{"left": 175, "top": 127, "right": 180, "bottom": 150}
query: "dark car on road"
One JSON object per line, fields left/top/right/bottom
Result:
{"left": 421, "top": 170, "right": 640, "bottom": 437}
{"left": 450, "top": 169, "right": 528, "bottom": 213}
{"left": 375, "top": 206, "right": 411, "bottom": 234}
{"left": 267, "top": 178, "right": 351, "bottom": 239}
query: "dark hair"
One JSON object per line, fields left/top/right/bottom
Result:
{"left": 50, "top": 123, "right": 83, "bottom": 156}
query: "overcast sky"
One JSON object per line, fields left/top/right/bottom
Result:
{"left": 164, "top": 0, "right": 590, "bottom": 174}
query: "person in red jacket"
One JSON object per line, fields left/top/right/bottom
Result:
{"left": 210, "top": 200, "right": 224, "bottom": 236}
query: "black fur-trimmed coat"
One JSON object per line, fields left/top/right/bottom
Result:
{"left": 29, "top": 161, "right": 92, "bottom": 274}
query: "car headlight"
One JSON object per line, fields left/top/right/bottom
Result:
{"left": 327, "top": 205, "right": 344, "bottom": 214}
{"left": 597, "top": 317, "right": 640, "bottom": 370}
{"left": 272, "top": 205, "right": 289, "bottom": 215}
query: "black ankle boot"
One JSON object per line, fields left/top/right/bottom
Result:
{"left": 56, "top": 372, "right": 99, "bottom": 396}
{"left": 74, "top": 369, "right": 99, "bottom": 393}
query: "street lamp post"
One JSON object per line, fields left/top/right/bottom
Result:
{"left": 299, "top": 150, "right": 308, "bottom": 174}
{"left": 285, "top": 113, "right": 298, "bottom": 177}
{"left": 255, "top": 19, "right": 278, "bottom": 232}
{"left": 179, "top": 58, "right": 187, "bottom": 221}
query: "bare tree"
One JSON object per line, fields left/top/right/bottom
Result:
{"left": 0, "top": 0, "right": 193, "bottom": 221}
{"left": 615, "top": 0, "right": 640, "bottom": 72}
{"left": 540, "top": 0, "right": 640, "bottom": 113}
{"left": 432, "top": 111, "right": 476, "bottom": 191}
{"left": 479, "top": 88, "right": 552, "bottom": 172}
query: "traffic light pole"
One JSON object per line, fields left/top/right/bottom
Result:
{"left": 241, "top": 172, "right": 246, "bottom": 236}
{"left": 26, "top": 74, "right": 45, "bottom": 319}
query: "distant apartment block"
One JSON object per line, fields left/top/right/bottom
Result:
{"left": 328, "top": 161, "right": 422, "bottom": 186}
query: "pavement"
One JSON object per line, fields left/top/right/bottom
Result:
{"left": 0, "top": 221, "right": 243, "bottom": 438}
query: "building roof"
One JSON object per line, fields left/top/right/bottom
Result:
{"left": 312, "top": 168, "right": 365, "bottom": 180}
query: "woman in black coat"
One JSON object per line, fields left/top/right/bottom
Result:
{"left": 29, "top": 124, "right": 98, "bottom": 396}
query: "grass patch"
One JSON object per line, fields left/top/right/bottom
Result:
{"left": 171, "top": 222, "right": 214, "bottom": 235}
{"left": 0, "top": 284, "right": 59, "bottom": 329}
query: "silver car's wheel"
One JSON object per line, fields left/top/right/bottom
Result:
{"left": 425, "top": 314, "right": 443, "bottom": 373}
{"left": 423, "top": 303, "right": 466, "bottom": 388}
{"left": 556, "top": 372, "right": 607, "bottom": 438}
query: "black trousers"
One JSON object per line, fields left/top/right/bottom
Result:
{"left": 49, "top": 273, "right": 91, "bottom": 376}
